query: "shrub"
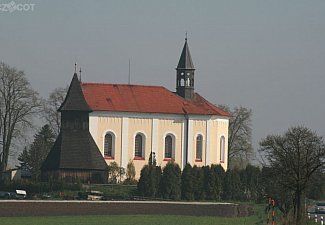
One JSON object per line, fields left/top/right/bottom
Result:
{"left": 222, "top": 169, "right": 243, "bottom": 201}
{"left": 137, "top": 164, "right": 161, "bottom": 198}
{"left": 160, "top": 161, "right": 181, "bottom": 200}
{"left": 124, "top": 160, "right": 137, "bottom": 185}
{"left": 181, "top": 163, "right": 194, "bottom": 200}
{"left": 192, "top": 165, "right": 205, "bottom": 200}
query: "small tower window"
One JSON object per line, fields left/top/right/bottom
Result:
{"left": 186, "top": 77, "right": 190, "bottom": 86}
{"left": 196, "top": 135, "right": 203, "bottom": 161}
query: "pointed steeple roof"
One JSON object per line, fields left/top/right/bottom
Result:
{"left": 177, "top": 38, "right": 195, "bottom": 69}
{"left": 58, "top": 73, "right": 92, "bottom": 112}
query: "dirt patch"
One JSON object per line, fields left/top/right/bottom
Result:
{"left": 0, "top": 201, "right": 253, "bottom": 217}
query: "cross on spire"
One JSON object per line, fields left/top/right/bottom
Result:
{"left": 79, "top": 67, "right": 82, "bottom": 81}
{"left": 74, "top": 63, "right": 77, "bottom": 74}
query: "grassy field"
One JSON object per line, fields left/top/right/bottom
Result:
{"left": 0, "top": 214, "right": 259, "bottom": 225}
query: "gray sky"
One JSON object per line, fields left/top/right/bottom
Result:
{"left": 1, "top": 0, "right": 325, "bottom": 161}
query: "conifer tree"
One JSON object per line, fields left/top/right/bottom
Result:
{"left": 212, "top": 164, "right": 225, "bottom": 200}
{"left": 203, "top": 166, "right": 215, "bottom": 200}
{"left": 210, "top": 164, "right": 223, "bottom": 200}
{"left": 191, "top": 165, "right": 204, "bottom": 200}
{"left": 137, "top": 165, "right": 150, "bottom": 196}
{"left": 148, "top": 165, "right": 162, "bottom": 197}
{"left": 137, "top": 153, "right": 162, "bottom": 198}
{"left": 18, "top": 124, "right": 55, "bottom": 181}
{"left": 181, "top": 163, "right": 194, "bottom": 200}
{"left": 161, "top": 161, "right": 181, "bottom": 200}
{"left": 222, "top": 169, "right": 242, "bottom": 200}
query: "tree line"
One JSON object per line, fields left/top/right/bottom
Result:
{"left": 137, "top": 153, "right": 325, "bottom": 206}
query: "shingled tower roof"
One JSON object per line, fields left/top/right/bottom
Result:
{"left": 177, "top": 38, "right": 195, "bottom": 69}
{"left": 58, "top": 73, "right": 92, "bottom": 112}
{"left": 42, "top": 131, "right": 108, "bottom": 171}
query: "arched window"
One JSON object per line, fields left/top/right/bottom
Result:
{"left": 164, "top": 135, "right": 173, "bottom": 159}
{"left": 196, "top": 135, "right": 203, "bottom": 161}
{"left": 220, "top": 136, "right": 225, "bottom": 163}
{"left": 104, "top": 133, "right": 114, "bottom": 158}
{"left": 135, "top": 133, "right": 144, "bottom": 158}
{"left": 186, "top": 77, "right": 190, "bottom": 86}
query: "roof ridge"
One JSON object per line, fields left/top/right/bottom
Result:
{"left": 81, "top": 84, "right": 228, "bottom": 116}
{"left": 81, "top": 82, "right": 164, "bottom": 88}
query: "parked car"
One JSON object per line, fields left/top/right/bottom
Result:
{"left": 315, "top": 202, "right": 325, "bottom": 213}
{"left": 15, "top": 190, "right": 27, "bottom": 199}
{"left": 0, "top": 191, "right": 16, "bottom": 199}
{"left": 0, "top": 190, "right": 27, "bottom": 199}
{"left": 86, "top": 191, "right": 105, "bottom": 201}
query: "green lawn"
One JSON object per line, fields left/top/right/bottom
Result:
{"left": 0, "top": 214, "right": 259, "bottom": 225}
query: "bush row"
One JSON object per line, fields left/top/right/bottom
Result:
{"left": 137, "top": 161, "right": 263, "bottom": 202}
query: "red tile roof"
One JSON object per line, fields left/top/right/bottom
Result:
{"left": 81, "top": 83, "right": 230, "bottom": 116}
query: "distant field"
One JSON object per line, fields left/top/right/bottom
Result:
{"left": 0, "top": 202, "right": 268, "bottom": 225}
{"left": 0, "top": 201, "right": 316, "bottom": 225}
{"left": 0, "top": 214, "right": 259, "bottom": 225}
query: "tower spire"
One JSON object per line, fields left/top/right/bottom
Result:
{"left": 176, "top": 38, "right": 195, "bottom": 100}
{"left": 74, "top": 63, "right": 77, "bottom": 74}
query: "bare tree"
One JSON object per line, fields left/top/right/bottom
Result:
{"left": 0, "top": 62, "right": 41, "bottom": 178}
{"left": 43, "top": 86, "right": 68, "bottom": 136}
{"left": 218, "top": 105, "right": 253, "bottom": 168}
{"left": 259, "top": 126, "right": 325, "bottom": 223}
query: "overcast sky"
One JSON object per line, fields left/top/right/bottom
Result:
{"left": 1, "top": 0, "right": 325, "bottom": 162}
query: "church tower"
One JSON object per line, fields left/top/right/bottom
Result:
{"left": 41, "top": 72, "right": 108, "bottom": 183}
{"left": 176, "top": 37, "right": 195, "bottom": 100}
